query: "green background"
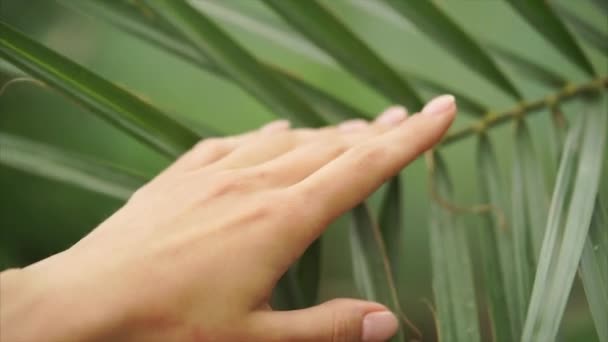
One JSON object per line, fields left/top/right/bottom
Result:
{"left": 1, "top": 1, "right": 606, "bottom": 340}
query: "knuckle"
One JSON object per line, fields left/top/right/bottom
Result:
{"left": 240, "top": 201, "right": 275, "bottom": 223}
{"left": 195, "top": 138, "right": 227, "bottom": 154}
{"left": 246, "top": 167, "right": 273, "bottom": 182}
{"left": 207, "top": 171, "right": 243, "bottom": 197}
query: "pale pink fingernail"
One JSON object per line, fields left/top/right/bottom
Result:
{"left": 362, "top": 311, "right": 399, "bottom": 342}
{"left": 375, "top": 106, "right": 408, "bottom": 125}
{"left": 422, "top": 95, "right": 455, "bottom": 116}
{"left": 260, "top": 119, "right": 290, "bottom": 132}
{"left": 338, "top": 119, "right": 368, "bottom": 132}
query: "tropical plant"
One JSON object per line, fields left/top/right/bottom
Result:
{"left": 1, "top": 1, "right": 606, "bottom": 341}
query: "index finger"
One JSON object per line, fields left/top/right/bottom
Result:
{"left": 280, "top": 95, "right": 457, "bottom": 259}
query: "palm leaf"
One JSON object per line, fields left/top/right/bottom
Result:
{"left": 385, "top": 0, "right": 521, "bottom": 99}
{"left": 504, "top": 0, "right": 595, "bottom": 76}
{"left": 350, "top": 203, "right": 409, "bottom": 341}
{"left": 509, "top": 125, "right": 534, "bottom": 319}
{"left": 580, "top": 198, "right": 608, "bottom": 342}
{"left": 428, "top": 153, "right": 481, "bottom": 342}
{"left": 262, "top": 0, "right": 424, "bottom": 110}
{"left": 487, "top": 44, "right": 568, "bottom": 89}
{"left": 514, "top": 119, "right": 549, "bottom": 263}
{"left": 145, "top": 1, "right": 327, "bottom": 127}
{"left": 590, "top": 0, "right": 608, "bottom": 16}
{"left": 0, "top": 22, "right": 199, "bottom": 157}
{"left": 295, "top": 237, "right": 321, "bottom": 307}
{"left": 554, "top": 4, "right": 608, "bottom": 57}
{"left": 477, "top": 134, "right": 515, "bottom": 342}
{"left": 60, "top": 0, "right": 368, "bottom": 123}
{"left": 523, "top": 94, "right": 607, "bottom": 341}
{"left": 378, "top": 177, "right": 403, "bottom": 278}
{"left": 408, "top": 75, "right": 488, "bottom": 117}
{"left": 0, "top": 133, "right": 146, "bottom": 200}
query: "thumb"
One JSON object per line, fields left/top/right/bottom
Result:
{"left": 248, "top": 298, "right": 399, "bottom": 342}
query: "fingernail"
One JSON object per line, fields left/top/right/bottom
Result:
{"left": 338, "top": 119, "right": 368, "bottom": 132}
{"left": 260, "top": 119, "right": 290, "bottom": 132}
{"left": 362, "top": 311, "right": 399, "bottom": 342}
{"left": 376, "top": 106, "right": 408, "bottom": 125}
{"left": 422, "top": 95, "right": 455, "bottom": 116}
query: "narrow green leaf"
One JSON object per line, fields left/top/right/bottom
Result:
{"left": 277, "top": 72, "right": 368, "bottom": 123}
{"left": 547, "top": 107, "right": 569, "bottom": 178}
{"left": 58, "top": 0, "right": 217, "bottom": 73}
{"left": 429, "top": 153, "right": 481, "bottom": 342}
{"left": 514, "top": 119, "right": 550, "bottom": 264}
{"left": 523, "top": 114, "right": 584, "bottom": 341}
{"left": 476, "top": 134, "right": 515, "bottom": 342}
{"left": 580, "top": 199, "right": 608, "bottom": 342}
{"left": 504, "top": 0, "right": 595, "bottom": 76}
{"left": 262, "top": 0, "right": 424, "bottom": 110}
{"left": 590, "top": 0, "right": 608, "bottom": 15}
{"left": 296, "top": 237, "right": 321, "bottom": 307}
{"left": 272, "top": 270, "right": 304, "bottom": 310}
{"left": 189, "top": 0, "right": 334, "bottom": 67}
{"left": 509, "top": 124, "right": 534, "bottom": 319}
{"left": 350, "top": 203, "right": 406, "bottom": 341}
{"left": 0, "top": 133, "right": 146, "bottom": 200}
{"left": 523, "top": 94, "right": 608, "bottom": 341}
{"left": 0, "top": 22, "right": 199, "bottom": 158}
{"left": 555, "top": 4, "right": 608, "bottom": 57}
{"left": 378, "top": 177, "right": 402, "bottom": 278}
{"left": 408, "top": 75, "right": 488, "bottom": 117}
{"left": 487, "top": 44, "right": 568, "bottom": 89}
{"left": 61, "top": 0, "right": 368, "bottom": 123}
{"left": 385, "top": 0, "right": 521, "bottom": 100}
{"left": 145, "top": 1, "right": 326, "bottom": 128}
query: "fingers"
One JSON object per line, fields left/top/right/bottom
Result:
{"left": 288, "top": 95, "right": 455, "bottom": 244}
{"left": 247, "top": 299, "right": 398, "bottom": 342}
{"left": 244, "top": 106, "right": 409, "bottom": 187}
{"left": 173, "top": 105, "right": 410, "bottom": 175}
{"left": 166, "top": 120, "right": 291, "bottom": 173}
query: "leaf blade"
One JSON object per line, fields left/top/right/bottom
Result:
{"left": 385, "top": 0, "right": 521, "bottom": 99}
{"left": 429, "top": 153, "right": 481, "bottom": 342}
{"left": 514, "top": 120, "right": 550, "bottom": 263}
{"left": 554, "top": 4, "right": 608, "bottom": 57}
{"left": 0, "top": 133, "right": 146, "bottom": 200}
{"left": 262, "top": 0, "right": 424, "bottom": 110}
{"left": 350, "top": 203, "right": 407, "bottom": 341}
{"left": 504, "top": 0, "right": 595, "bottom": 76}
{"left": 0, "top": 22, "right": 199, "bottom": 158}
{"left": 378, "top": 177, "right": 402, "bottom": 278}
{"left": 487, "top": 44, "right": 568, "bottom": 89}
{"left": 523, "top": 94, "right": 608, "bottom": 341}
{"left": 476, "top": 135, "right": 515, "bottom": 342}
{"left": 408, "top": 74, "right": 488, "bottom": 117}
{"left": 580, "top": 199, "right": 608, "bottom": 342}
{"left": 61, "top": 0, "right": 369, "bottom": 123}
{"left": 146, "top": 0, "right": 327, "bottom": 128}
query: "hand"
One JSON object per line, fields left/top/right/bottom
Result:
{"left": 0, "top": 95, "right": 456, "bottom": 342}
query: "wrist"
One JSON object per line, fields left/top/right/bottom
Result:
{"left": 1, "top": 253, "right": 131, "bottom": 342}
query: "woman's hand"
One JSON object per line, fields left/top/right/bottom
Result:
{"left": 1, "top": 95, "right": 456, "bottom": 342}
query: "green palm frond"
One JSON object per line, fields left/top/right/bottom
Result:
{"left": 1, "top": 0, "right": 606, "bottom": 341}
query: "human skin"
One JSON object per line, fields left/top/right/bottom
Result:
{"left": 0, "top": 95, "right": 456, "bottom": 342}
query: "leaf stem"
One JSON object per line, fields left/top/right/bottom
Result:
{"left": 440, "top": 76, "right": 608, "bottom": 147}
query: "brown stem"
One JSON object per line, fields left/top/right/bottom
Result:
{"left": 440, "top": 76, "right": 608, "bottom": 147}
